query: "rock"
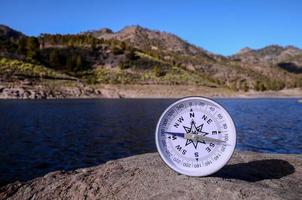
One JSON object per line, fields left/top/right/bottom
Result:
{"left": 27, "top": 90, "right": 36, "bottom": 99}
{"left": 20, "top": 80, "right": 32, "bottom": 86}
{"left": 0, "top": 151, "right": 301, "bottom": 200}
{"left": 0, "top": 85, "right": 5, "bottom": 93}
{"left": 95, "top": 89, "right": 102, "bottom": 95}
{"left": 15, "top": 87, "right": 25, "bottom": 98}
{"left": 62, "top": 87, "right": 82, "bottom": 97}
{"left": 84, "top": 87, "right": 95, "bottom": 95}
{"left": 100, "top": 86, "right": 121, "bottom": 98}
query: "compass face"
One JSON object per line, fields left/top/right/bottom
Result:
{"left": 155, "top": 97, "right": 236, "bottom": 176}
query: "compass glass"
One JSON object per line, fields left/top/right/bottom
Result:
{"left": 155, "top": 97, "right": 236, "bottom": 176}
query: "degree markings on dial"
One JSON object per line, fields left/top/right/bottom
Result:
{"left": 207, "top": 105, "right": 218, "bottom": 116}
{"left": 163, "top": 100, "right": 229, "bottom": 165}
{"left": 156, "top": 98, "right": 236, "bottom": 175}
{"left": 170, "top": 148, "right": 193, "bottom": 167}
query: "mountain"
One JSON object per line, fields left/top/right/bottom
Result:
{"left": 1, "top": 24, "right": 302, "bottom": 92}
{"left": 84, "top": 26, "right": 254, "bottom": 87}
{"left": 0, "top": 25, "right": 26, "bottom": 58}
{"left": 85, "top": 25, "right": 210, "bottom": 56}
{"left": 233, "top": 45, "right": 302, "bottom": 64}
{"left": 232, "top": 45, "right": 302, "bottom": 74}
{"left": 0, "top": 24, "right": 25, "bottom": 40}
{"left": 84, "top": 26, "right": 223, "bottom": 74}
{"left": 85, "top": 26, "right": 302, "bottom": 89}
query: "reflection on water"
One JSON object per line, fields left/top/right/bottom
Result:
{"left": 0, "top": 98, "right": 301, "bottom": 185}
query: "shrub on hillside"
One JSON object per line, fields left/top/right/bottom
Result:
{"left": 153, "top": 66, "right": 165, "bottom": 77}
{"left": 112, "top": 46, "right": 124, "bottom": 55}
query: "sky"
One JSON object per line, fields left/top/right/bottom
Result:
{"left": 0, "top": 0, "right": 301, "bottom": 55}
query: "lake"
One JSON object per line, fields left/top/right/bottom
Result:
{"left": 0, "top": 98, "right": 301, "bottom": 185}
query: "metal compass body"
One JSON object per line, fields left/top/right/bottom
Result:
{"left": 155, "top": 97, "right": 236, "bottom": 176}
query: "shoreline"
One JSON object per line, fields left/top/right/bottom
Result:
{"left": 0, "top": 83, "right": 302, "bottom": 99}
{"left": 1, "top": 151, "right": 301, "bottom": 200}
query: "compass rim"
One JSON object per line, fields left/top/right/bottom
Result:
{"left": 155, "top": 96, "right": 237, "bottom": 177}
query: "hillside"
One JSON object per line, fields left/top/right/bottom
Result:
{"left": 232, "top": 45, "right": 302, "bottom": 73}
{"left": 84, "top": 25, "right": 213, "bottom": 57}
{"left": 0, "top": 24, "right": 302, "bottom": 98}
{"left": 85, "top": 26, "right": 302, "bottom": 90}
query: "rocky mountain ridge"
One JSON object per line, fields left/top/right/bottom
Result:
{"left": 233, "top": 45, "right": 302, "bottom": 65}
{"left": 1, "top": 24, "right": 302, "bottom": 96}
{"left": 85, "top": 25, "right": 208, "bottom": 55}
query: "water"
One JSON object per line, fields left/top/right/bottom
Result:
{"left": 0, "top": 98, "right": 301, "bottom": 185}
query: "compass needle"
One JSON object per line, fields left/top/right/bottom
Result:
{"left": 184, "top": 133, "right": 227, "bottom": 143}
{"left": 164, "top": 132, "right": 185, "bottom": 138}
{"left": 156, "top": 97, "right": 236, "bottom": 176}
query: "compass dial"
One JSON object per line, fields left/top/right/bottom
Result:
{"left": 155, "top": 97, "right": 236, "bottom": 176}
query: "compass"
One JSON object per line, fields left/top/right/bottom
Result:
{"left": 155, "top": 96, "right": 236, "bottom": 176}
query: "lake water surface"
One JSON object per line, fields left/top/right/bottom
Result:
{"left": 0, "top": 98, "right": 301, "bottom": 185}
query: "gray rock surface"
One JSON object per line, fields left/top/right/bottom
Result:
{"left": 0, "top": 151, "right": 301, "bottom": 200}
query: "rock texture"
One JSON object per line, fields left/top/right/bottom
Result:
{"left": 0, "top": 83, "right": 104, "bottom": 99}
{"left": 1, "top": 83, "right": 301, "bottom": 99}
{"left": 0, "top": 151, "right": 301, "bottom": 200}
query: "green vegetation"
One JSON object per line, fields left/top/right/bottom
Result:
{"left": 44, "top": 48, "right": 89, "bottom": 72}
{"left": 0, "top": 57, "right": 71, "bottom": 80}
{"left": 118, "top": 62, "right": 130, "bottom": 70}
{"left": 39, "top": 34, "right": 104, "bottom": 47}
{"left": 48, "top": 49, "right": 61, "bottom": 67}
{"left": 15, "top": 37, "right": 40, "bottom": 61}
{"left": 80, "top": 64, "right": 219, "bottom": 87}
{"left": 125, "top": 49, "right": 138, "bottom": 60}
{"left": 85, "top": 68, "right": 140, "bottom": 84}
{"left": 153, "top": 66, "right": 165, "bottom": 77}
{"left": 254, "top": 81, "right": 266, "bottom": 91}
{"left": 26, "top": 37, "right": 39, "bottom": 60}
{"left": 253, "top": 79, "right": 286, "bottom": 91}
{"left": 241, "top": 81, "right": 249, "bottom": 92}
{"left": 112, "top": 46, "right": 124, "bottom": 55}
{"left": 1, "top": 25, "right": 301, "bottom": 92}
